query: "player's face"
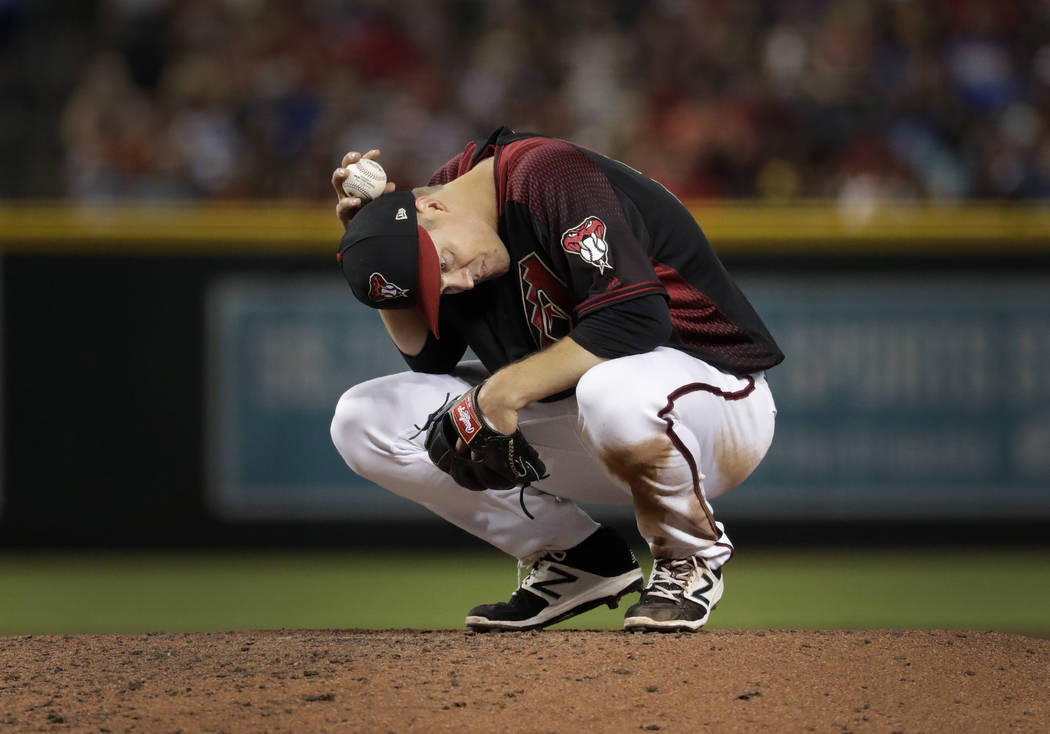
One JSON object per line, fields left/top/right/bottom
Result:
{"left": 428, "top": 215, "right": 510, "bottom": 295}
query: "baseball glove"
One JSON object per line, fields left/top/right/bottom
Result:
{"left": 424, "top": 384, "right": 547, "bottom": 491}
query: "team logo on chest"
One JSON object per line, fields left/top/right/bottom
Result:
{"left": 368, "top": 272, "right": 409, "bottom": 302}
{"left": 518, "top": 254, "right": 572, "bottom": 349}
{"left": 561, "top": 216, "right": 612, "bottom": 274}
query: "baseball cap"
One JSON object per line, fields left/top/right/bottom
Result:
{"left": 337, "top": 191, "right": 442, "bottom": 338}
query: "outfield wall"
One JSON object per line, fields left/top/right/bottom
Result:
{"left": 1, "top": 202, "right": 1048, "bottom": 547}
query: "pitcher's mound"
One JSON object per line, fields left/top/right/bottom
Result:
{"left": 2, "top": 629, "right": 1047, "bottom": 731}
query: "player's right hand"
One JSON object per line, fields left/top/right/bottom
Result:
{"left": 332, "top": 149, "right": 397, "bottom": 231}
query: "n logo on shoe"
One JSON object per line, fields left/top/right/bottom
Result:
{"left": 685, "top": 572, "right": 715, "bottom": 607}
{"left": 525, "top": 566, "right": 578, "bottom": 600}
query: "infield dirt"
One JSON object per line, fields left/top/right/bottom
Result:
{"left": 1, "top": 629, "right": 1047, "bottom": 732}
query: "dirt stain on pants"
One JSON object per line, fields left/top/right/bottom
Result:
{"left": 600, "top": 434, "right": 719, "bottom": 558}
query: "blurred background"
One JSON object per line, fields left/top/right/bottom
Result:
{"left": 5, "top": 0, "right": 1050, "bottom": 201}
{"left": 0, "top": 0, "right": 1048, "bottom": 633}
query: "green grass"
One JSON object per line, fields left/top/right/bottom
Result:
{"left": 0, "top": 548, "right": 1047, "bottom": 635}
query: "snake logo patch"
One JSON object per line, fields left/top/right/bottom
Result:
{"left": 561, "top": 216, "right": 612, "bottom": 274}
{"left": 368, "top": 272, "right": 409, "bottom": 302}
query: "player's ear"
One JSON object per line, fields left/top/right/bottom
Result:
{"left": 415, "top": 196, "right": 449, "bottom": 217}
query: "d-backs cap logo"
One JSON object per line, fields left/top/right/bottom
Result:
{"left": 368, "top": 272, "right": 409, "bottom": 302}
{"left": 561, "top": 216, "right": 612, "bottom": 274}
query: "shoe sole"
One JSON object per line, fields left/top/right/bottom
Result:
{"left": 622, "top": 601, "right": 719, "bottom": 634}
{"left": 466, "top": 569, "right": 644, "bottom": 632}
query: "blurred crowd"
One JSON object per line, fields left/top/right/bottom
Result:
{"left": 4, "top": 0, "right": 1050, "bottom": 202}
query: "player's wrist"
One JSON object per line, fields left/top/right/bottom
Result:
{"left": 480, "top": 373, "right": 525, "bottom": 413}
{"left": 476, "top": 378, "right": 522, "bottom": 434}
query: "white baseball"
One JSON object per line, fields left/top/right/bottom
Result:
{"left": 580, "top": 234, "right": 608, "bottom": 263}
{"left": 342, "top": 159, "right": 387, "bottom": 201}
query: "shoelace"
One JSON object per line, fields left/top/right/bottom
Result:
{"left": 646, "top": 557, "right": 701, "bottom": 602}
{"left": 516, "top": 549, "right": 567, "bottom": 588}
{"left": 408, "top": 392, "right": 453, "bottom": 440}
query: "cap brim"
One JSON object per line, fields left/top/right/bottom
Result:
{"left": 415, "top": 226, "right": 441, "bottom": 338}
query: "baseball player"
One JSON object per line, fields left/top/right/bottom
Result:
{"left": 329, "top": 127, "right": 782, "bottom": 632}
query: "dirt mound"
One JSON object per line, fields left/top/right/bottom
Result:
{"left": 1, "top": 629, "right": 1047, "bottom": 732}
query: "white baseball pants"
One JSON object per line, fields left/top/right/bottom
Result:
{"left": 330, "top": 347, "right": 776, "bottom": 570}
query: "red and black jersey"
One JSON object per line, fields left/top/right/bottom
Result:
{"left": 405, "top": 127, "right": 783, "bottom": 378}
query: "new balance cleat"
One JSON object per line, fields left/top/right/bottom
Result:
{"left": 623, "top": 556, "right": 724, "bottom": 633}
{"left": 466, "top": 526, "right": 643, "bottom": 632}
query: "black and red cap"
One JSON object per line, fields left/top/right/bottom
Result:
{"left": 337, "top": 191, "right": 441, "bottom": 337}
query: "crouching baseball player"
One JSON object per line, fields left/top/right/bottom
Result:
{"left": 329, "top": 127, "right": 782, "bottom": 632}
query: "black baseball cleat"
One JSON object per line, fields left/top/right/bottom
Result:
{"left": 622, "top": 556, "right": 724, "bottom": 633}
{"left": 465, "top": 526, "right": 644, "bottom": 632}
